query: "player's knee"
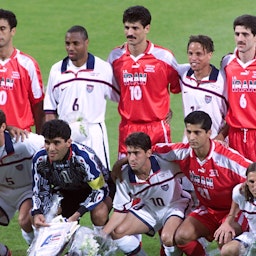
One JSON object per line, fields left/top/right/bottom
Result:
{"left": 161, "top": 231, "right": 174, "bottom": 247}
{"left": 90, "top": 203, "right": 109, "bottom": 226}
{"left": 18, "top": 215, "right": 32, "bottom": 231}
{"left": 220, "top": 241, "right": 240, "bottom": 256}
{"left": 175, "top": 227, "right": 192, "bottom": 245}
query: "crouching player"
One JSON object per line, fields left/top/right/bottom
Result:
{"left": 103, "top": 132, "right": 192, "bottom": 256}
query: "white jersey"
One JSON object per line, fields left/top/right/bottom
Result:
{"left": 0, "top": 132, "right": 44, "bottom": 223}
{"left": 233, "top": 183, "right": 256, "bottom": 234}
{"left": 177, "top": 64, "right": 228, "bottom": 141}
{"left": 114, "top": 155, "right": 190, "bottom": 211}
{"left": 44, "top": 53, "right": 120, "bottom": 169}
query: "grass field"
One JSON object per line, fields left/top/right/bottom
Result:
{"left": 0, "top": 0, "right": 255, "bottom": 255}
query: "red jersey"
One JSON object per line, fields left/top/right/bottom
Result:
{"left": 0, "top": 48, "right": 44, "bottom": 130}
{"left": 221, "top": 49, "right": 256, "bottom": 128}
{"left": 108, "top": 41, "right": 180, "bottom": 122}
{"left": 153, "top": 140, "right": 251, "bottom": 211}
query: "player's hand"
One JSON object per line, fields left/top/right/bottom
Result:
{"left": 6, "top": 125, "right": 28, "bottom": 142}
{"left": 33, "top": 214, "right": 50, "bottom": 228}
{"left": 214, "top": 222, "right": 236, "bottom": 244}
{"left": 111, "top": 157, "right": 128, "bottom": 182}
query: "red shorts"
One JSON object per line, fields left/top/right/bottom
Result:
{"left": 190, "top": 205, "right": 248, "bottom": 241}
{"left": 229, "top": 127, "right": 256, "bottom": 161}
{"left": 118, "top": 120, "right": 171, "bottom": 159}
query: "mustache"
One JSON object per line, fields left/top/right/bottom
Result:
{"left": 127, "top": 35, "right": 136, "bottom": 39}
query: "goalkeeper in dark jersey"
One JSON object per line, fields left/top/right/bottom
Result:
{"left": 31, "top": 119, "right": 113, "bottom": 232}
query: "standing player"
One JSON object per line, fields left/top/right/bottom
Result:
{"left": 103, "top": 132, "right": 191, "bottom": 256}
{"left": 215, "top": 162, "right": 256, "bottom": 256}
{"left": 0, "top": 9, "right": 44, "bottom": 134}
{"left": 43, "top": 25, "right": 119, "bottom": 171}
{"left": 177, "top": 35, "right": 229, "bottom": 209}
{"left": 108, "top": 5, "right": 180, "bottom": 160}
{"left": 178, "top": 35, "right": 228, "bottom": 142}
{"left": 221, "top": 14, "right": 256, "bottom": 161}
{"left": 32, "top": 119, "right": 112, "bottom": 233}
{"left": 154, "top": 111, "right": 251, "bottom": 256}
{"left": 0, "top": 110, "right": 44, "bottom": 250}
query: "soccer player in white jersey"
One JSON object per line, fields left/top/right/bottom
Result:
{"left": 103, "top": 132, "right": 192, "bottom": 256}
{"left": 43, "top": 25, "right": 119, "bottom": 172}
{"left": 221, "top": 14, "right": 256, "bottom": 161}
{"left": 178, "top": 35, "right": 228, "bottom": 142}
{"left": 215, "top": 162, "right": 256, "bottom": 256}
{"left": 0, "top": 110, "right": 44, "bottom": 254}
{"left": 0, "top": 9, "right": 44, "bottom": 134}
{"left": 177, "top": 35, "right": 229, "bottom": 210}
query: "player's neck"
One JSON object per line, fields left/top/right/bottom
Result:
{"left": 0, "top": 45, "right": 14, "bottom": 61}
{"left": 128, "top": 41, "right": 148, "bottom": 57}
{"left": 194, "top": 65, "right": 212, "bottom": 82}
{"left": 237, "top": 48, "right": 256, "bottom": 63}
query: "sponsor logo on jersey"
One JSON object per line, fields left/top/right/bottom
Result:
{"left": 0, "top": 77, "right": 14, "bottom": 89}
{"left": 12, "top": 71, "right": 20, "bottom": 79}
{"left": 232, "top": 77, "right": 256, "bottom": 92}
{"left": 15, "top": 164, "right": 24, "bottom": 171}
{"left": 204, "top": 95, "right": 212, "bottom": 104}
{"left": 86, "top": 84, "right": 94, "bottom": 93}
{"left": 161, "top": 184, "right": 169, "bottom": 191}
{"left": 144, "top": 64, "right": 155, "bottom": 73}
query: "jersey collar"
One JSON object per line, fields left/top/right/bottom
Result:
{"left": 128, "top": 155, "right": 160, "bottom": 183}
{"left": 186, "top": 64, "right": 219, "bottom": 82}
{"left": 4, "top": 131, "right": 14, "bottom": 154}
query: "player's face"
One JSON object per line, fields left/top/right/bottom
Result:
{"left": 234, "top": 26, "right": 256, "bottom": 54}
{"left": 185, "top": 123, "right": 211, "bottom": 152}
{"left": 0, "top": 19, "right": 15, "bottom": 49}
{"left": 187, "top": 42, "right": 212, "bottom": 72}
{"left": 246, "top": 171, "right": 256, "bottom": 198}
{"left": 124, "top": 21, "right": 150, "bottom": 47}
{"left": 65, "top": 32, "right": 89, "bottom": 67}
{"left": 44, "top": 137, "right": 72, "bottom": 162}
{"left": 127, "top": 146, "right": 151, "bottom": 172}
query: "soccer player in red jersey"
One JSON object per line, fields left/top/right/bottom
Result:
{"left": 108, "top": 5, "right": 180, "bottom": 160}
{"left": 221, "top": 14, "right": 256, "bottom": 161}
{"left": 0, "top": 9, "right": 44, "bottom": 134}
{"left": 154, "top": 111, "right": 252, "bottom": 256}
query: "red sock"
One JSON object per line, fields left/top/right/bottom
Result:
{"left": 177, "top": 240, "right": 206, "bottom": 256}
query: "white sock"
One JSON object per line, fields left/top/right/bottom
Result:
{"left": 163, "top": 245, "right": 183, "bottom": 256}
{"left": 21, "top": 229, "right": 34, "bottom": 245}
{"left": 0, "top": 243, "right": 7, "bottom": 256}
{"left": 115, "top": 235, "right": 140, "bottom": 253}
{"left": 92, "top": 225, "right": 104, "bottom": 234}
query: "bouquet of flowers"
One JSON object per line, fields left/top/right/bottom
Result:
{"left": 67, "top": 226, "right": 118, "bottom": 256}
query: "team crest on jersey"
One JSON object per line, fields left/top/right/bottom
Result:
{"left": 15, "top": 164, "right": 24, "bottom": 171}
{"left": 161, "top": 184, "right": 169, "bottom": 191}
{"left": 86, "top": 84, "right": 94, "bottom": 93}
{"left": 204, "top": 95, "right": 212, "bottom": 104}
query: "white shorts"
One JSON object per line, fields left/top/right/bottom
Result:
{"left": 129, "top": 197, "right": 191, "bottom": 236}
{"left": 69, "top": 121, "right": 110, "bottom": 170}
{"left": 0, "top": 184, "right": 32, "bottom": 225}
{"left": 235, "top": 231, "right": 255, "bottom": 249}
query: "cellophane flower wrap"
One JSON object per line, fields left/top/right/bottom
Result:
{"left": 68, "top": 226, "right": 118, "bottom": 256}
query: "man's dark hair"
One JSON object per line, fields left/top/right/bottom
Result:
{"left": 0, "top": 110, "right": 6, "bottom": 127}
{"left": 187, "top": 35, "right": 214, "bottom": 53}
{"left": 123, "top": 5, "right": 151, "bottom": 27}
{"left": 184, "top": 111, "right": 212, "bottom": 132}
{"left": 125, "top": 132, "right": 151, "bottom": 152}
{"left": 245, "top": 162, "right": 256, "bottom": 202}
{"left": 67, "top": 25, "right": 88, "bottom": 40}
{"left": 0, "top": 9, "right": 17, "bottom": 29}
{"left": 42, "top": 119, "right": 71, "bottom": 141}
{"left": 233, "top": 14, "right": 256, "bottom": 36}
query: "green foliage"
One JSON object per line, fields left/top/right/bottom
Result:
{"left": 0, "top": 0, "right": 255, "bottom": 255}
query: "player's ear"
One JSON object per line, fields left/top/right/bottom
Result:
{"left": 146, "top": 148, "right": 152, "bottom": 157}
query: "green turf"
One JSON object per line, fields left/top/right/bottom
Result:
{"left": 0, "top": 0, "right": 255, "bottom": 255}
